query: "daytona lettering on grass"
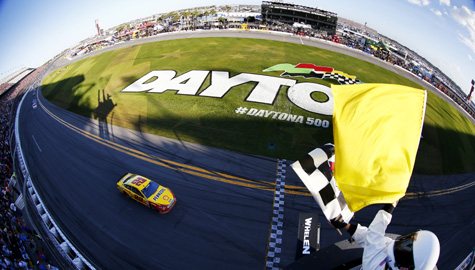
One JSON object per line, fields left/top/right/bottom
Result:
{"left": 235, "top": 107, "right": 330, "bottom": 128}
{"left": 121, "top": 70, "right": 334, "bottom": 115}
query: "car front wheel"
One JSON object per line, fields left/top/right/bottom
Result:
{"left": 150, "top": 204, "right": 161, "bottom": 212}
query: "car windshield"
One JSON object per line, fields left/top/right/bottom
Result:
{"left": 142, "top": 181, "right": 160, "bottom": 198}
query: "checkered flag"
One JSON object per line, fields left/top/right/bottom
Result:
{"left": 322, "top": 73, "right": 361, "bottom": 85}
{"left": 291, "top": 144, "right": 353, "bottom": 223}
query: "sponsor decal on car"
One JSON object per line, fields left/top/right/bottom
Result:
{"left": 153, "top": 188, "right": 165, "bottom": 201}
{"left": 131, "top": 177, "right": 146, "bottom": 186}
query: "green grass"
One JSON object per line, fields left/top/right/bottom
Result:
{"left": 41, "top": 37, "right": 475, "bottom": 174}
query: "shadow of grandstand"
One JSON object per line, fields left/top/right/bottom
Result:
{"left": 93, "top": 89, "right": 117, "bottom": 139}
{"left": 415, "top": 121, "right": 475, "bottom": 174}
{"left": 41, "top": 75, "right": 88, "bottom": 111}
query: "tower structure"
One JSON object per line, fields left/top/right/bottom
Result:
{"left": 95, "top": 19, "right": 101, "bottom": 37}
{"left": 468, "top": 79, "right": 474, "bottom": 101}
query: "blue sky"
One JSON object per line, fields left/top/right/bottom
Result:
{"left": 0, "top": 0, "right": 474, "bottom": 95}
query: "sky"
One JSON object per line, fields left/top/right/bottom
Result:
{"left": 0, "top": 0, "right": 474, "bottom": 95}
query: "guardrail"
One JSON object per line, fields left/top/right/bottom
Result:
{"left": 13, "top": 64, "right": 97, "bottom": 270}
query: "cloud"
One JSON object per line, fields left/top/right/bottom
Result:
{"left": 469, "top": 54, "right": 473, "bottom": 61}
{"left": 430, "top": 8, "right": 443, "bottom": 17}
{"left": 451, "top": 5, "right": 475, "bottom": 53}
{"left": 439, "top": 0, "right": 450, "bottom": 7}
{"left": 458, "top": 32, "right": 475, "bottom": 53}
{"left": 407, "top": 0, "right": 430, "bottom": 6}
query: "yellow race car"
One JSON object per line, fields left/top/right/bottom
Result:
{"left": 117, "top": 173, "right": 176, "bottom": 213}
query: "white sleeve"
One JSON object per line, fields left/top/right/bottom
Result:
{"left": 352, "top": 210, "right": 393, "bottom": 270}
{"left": 352, "top": 223, "right": 369, "bottom": 247}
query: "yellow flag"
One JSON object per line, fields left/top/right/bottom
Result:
{"left": 332, "top": 84, "right": 426, "bottom": 212}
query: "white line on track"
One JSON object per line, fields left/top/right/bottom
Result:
{"left": 187, "top": 32, "right": 202, "bottom": 39}
{"left": 32, "top": 135, "right": 42, "bottom": 152}
{"left": 299, "top": 36, "right": 304, "bottom": 45}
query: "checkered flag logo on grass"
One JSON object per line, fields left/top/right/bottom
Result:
{"left": 263, "top": 63, "right": 361, "bottom": 85}
{"left": 291, "top": 144, "right": 353, "bottom": 223}
{"left": 322, "top": 73, "right": 360, "bottom": 85}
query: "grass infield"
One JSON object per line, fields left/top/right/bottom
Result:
{"left": 41, "top": 37, "right": 475, "bottom": 174}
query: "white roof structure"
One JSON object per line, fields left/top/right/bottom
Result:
{"left": 0, "top": 68, "right": 34, "bottom": 85}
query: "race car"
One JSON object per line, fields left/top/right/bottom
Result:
{"left": 117, "top": 173, "right": 176, "bottom": 213}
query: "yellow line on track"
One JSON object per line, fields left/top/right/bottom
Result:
{"left": 40, "top": 99, "right": 279, "bottom": 192}
{"left": 38, "top": 97, "right": 475, "bottom": 199}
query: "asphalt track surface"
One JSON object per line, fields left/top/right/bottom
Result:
{"left": 19, "top": 30, "right": 475, "bottom": 269}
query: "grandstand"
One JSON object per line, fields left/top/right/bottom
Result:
{"left": 0, "top": 68, "right": 35, "bottom": 96}
{"left": 261, "top": 1, "right": 337, "bottom": 34}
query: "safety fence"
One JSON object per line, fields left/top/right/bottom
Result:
{"left": 12, "top": 62, "right": 97, "bottom": 270}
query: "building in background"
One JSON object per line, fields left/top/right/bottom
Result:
{"left": 261, "top": 1, "right": 337, "bottom": 34}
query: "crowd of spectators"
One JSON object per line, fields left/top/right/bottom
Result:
{"left": 0, "top": 68, "right": 45, "bottom": 103}
{"left": 70, "top": 4, "right": 473, "bottom": 119}
{"left": 262, "top": 21, "right": 475, "bottom": 119}
{"left": 0, "top": 86, "right": 13, "bottom": 97}
{"left": 71, "top": 9, "right": 471, "bottom": 113}
{"left": 68, "top": 19, "right": 473, "bottom": 121}
{"left": 0, "top": 70, "right": 58, "bottom": 270}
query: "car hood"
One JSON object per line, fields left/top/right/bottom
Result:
{"left": 149, "top": 187, "right": 174, "bottom": 205}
